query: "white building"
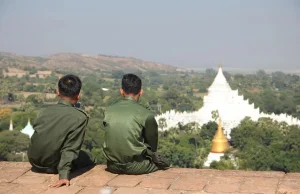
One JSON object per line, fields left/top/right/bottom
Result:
{"left": 9, "top": 118, "right": 13, "bottom": 131}
{"left": 21, "top": 119, "right": 34, "bottom": 138}
{"left": 156, "top": 66, "right": 300, "bottom": 138}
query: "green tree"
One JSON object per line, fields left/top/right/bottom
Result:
{"left": 158, "top": 118, "right": 167, "bottom": 131}
{"left": 200, "top": 121, "right": 218, "bottom": 140}
{"left": 210, "top": 158, "right": 236, "bottom": 170}
{"left": 26, "top": 94, "right": 43, "bottom": 105}
{"left": 229, "top": 117, "right": 300, "bottom": 172}
{"left": 211, "top": 110, "right": 219, "bottom": 121}
{"left": 0, "top": 130, "right": 30, "bottom": 161}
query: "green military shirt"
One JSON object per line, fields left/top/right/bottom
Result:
{"left": 103, "top": 96, "right": 158, "bottom": 164}
{"left": 28, "top": 100, "right": 89, "bottom": 179}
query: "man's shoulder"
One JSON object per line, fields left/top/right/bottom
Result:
{"left": 132, "top": 102, "right": 155, "bottom": 119}
{"left": 106, "top": 99, "right": 152, "bottom": 115}
{"left": 107, "top": 97, "right": 123, "bottom": 106}
{"left": 42, "top": 103, "right": 89, "bottom": 119}
{"left": 138, "top": 102, "right": 152, "bottom": 111}
{"left": 73, "top": 107, "right": 89, "bottom": 119}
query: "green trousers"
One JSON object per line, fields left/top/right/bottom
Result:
{"left": 30, "top": 150, "right": 95, "bottom": 174}
{"left": 106, "top": 158, "right": 160, "bottom": 175}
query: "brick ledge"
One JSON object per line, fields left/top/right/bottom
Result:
{"left": 0, "top": 162, "right": 300, "bottom": 194}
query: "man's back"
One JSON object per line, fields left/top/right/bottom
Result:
{"left": 104, "top": 73, "right": 168, "bottom": 175}
{"left": 28, "top": 100, "right": 88, "bottom": 168}
{"left": 103, "top": 96, "right": 157, "bottom": 164}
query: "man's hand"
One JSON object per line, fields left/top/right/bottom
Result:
{"left": 49, "top": 179, "right": 70, "bottom": 188}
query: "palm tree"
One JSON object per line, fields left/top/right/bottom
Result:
{"left": 158, "top": 118, "right": 167, "bottom": 131}
{"left": 211, "top": 110, "right": 219, "bottom": 122}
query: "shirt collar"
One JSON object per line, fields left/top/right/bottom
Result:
{"left": 124, "top": 96, "right": 137, "bottom": 102}
{"left": 58, "top": 99, "right": 74, "bottom": 107}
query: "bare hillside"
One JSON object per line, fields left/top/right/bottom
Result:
{"left": 0, "top": 52, "right": 177, "bottom": 72}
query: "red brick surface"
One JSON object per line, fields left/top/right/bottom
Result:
{"left": 204, "top": 176, "right": 243, "bottom": 193}
{"left": 149, "top": 170, "right": 180, "bottom": 179}
{"left": 107, "top": 174, "right": 146, "bottom": 187}
{"left": 114, "top": 187, "right": 147, "bottom": 194}
{"left": 1, "top": 162, "right": 300, "bottom": 194}
{"left": 77, "top": 187, "right": 103, "bottom": 194}
{"left": 147, "top": 189, "right": 182, "bottom": 194}
{"left": 9, "top": 184, "right": 49, "bottom": 194}
{"left": 222, "top": 169, "right": 285, "bottom": 178}
{"left": 12, "top": 175, "right": 50, "bottom": 184}
{"left": 0, "top": 168, "right": 30, "bottom": 183}
{"left": 170, "top": 174, "right": 209, "bottom": 191}
{"left": 78, "top": 187, "right": 116, "bottom": 194}
{"left": 278, "top": 179, "right": 300, "bottom": 193}
{"left": 43, "top": 186, "right": 83, "bottom": 194}
{"left": 0, "top": 183, "right": 19, "bottom": 194}
{"left": 139, "top": 176, "right": 175, "bottom": 189}
{"left": 239, "top": 177, "right": 279, "bottom": 194}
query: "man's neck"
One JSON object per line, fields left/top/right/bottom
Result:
{"left": 124, "top": 94, "right": 139, "bottom": 101}
{"left": 59, "top": 96, "right": 77, "bottom": 105}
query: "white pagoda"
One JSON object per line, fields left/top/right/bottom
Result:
{"left": 9, "top": 118, "right": 13, "bottom": 131}
{"left": 156, "top": 65, "right": 300, "bottom": 138}
{"left": 21, "top": 119, "right": 34, "bottom": 138}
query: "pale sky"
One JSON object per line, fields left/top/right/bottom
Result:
{"left": 0, "top": 0, "right": 299, "bottom": 69}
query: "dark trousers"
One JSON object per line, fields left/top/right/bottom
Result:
{"left": 30, "top": 150, "right": 95, "bottom": 174}
{"left": 106, "top": 158, "right": 161, "bottom": 175}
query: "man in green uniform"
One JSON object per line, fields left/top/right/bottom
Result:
{"left": 28, "top": 74, "right": 95, "bottom": 187}
{"left": 103, "top": 73, "right": 169, "bottom": 174}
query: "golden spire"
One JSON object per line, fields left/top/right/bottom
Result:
{"left": 210, "top": 118, "right": 229, "bottom": 153}
{"left": 218, "top": 60, "right": 222, "bottom": 69}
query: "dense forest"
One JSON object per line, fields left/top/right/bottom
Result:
{"left": 0, "top": 66, "right": 300, "bottom": 172}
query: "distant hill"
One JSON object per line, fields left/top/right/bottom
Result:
{"left": 0, "top": 52, "right": 177, "bottom": 73}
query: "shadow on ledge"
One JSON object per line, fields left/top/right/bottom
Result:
{"left": 69, "top": 164, "right": 96, "bottom": 180}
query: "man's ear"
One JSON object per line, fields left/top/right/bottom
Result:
{"left": 120, "top": 88, "right": 124, "bottom": 96}
{"left": 56, "top": 89, "right": 60, "bottom": 96}
{"left": 139, "top": 89, "right": 143, "bottom": 96}
{"left": 76, "top": 93, "right": 81, "bottom": 100}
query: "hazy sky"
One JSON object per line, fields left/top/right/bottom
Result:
{"left": 0, "top": 0, "right": 299, "bottom": 69}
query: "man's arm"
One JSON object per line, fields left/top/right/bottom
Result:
{"left": 144, "top": 114, "right": 158, "bottom": 152}
{"left": 57, "top": 117, "right": 88, "bottom": 180}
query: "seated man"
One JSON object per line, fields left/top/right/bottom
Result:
{"left": 103, "top": 73, "right": 169, "bottom": 174}
{"left": 28, "top": 74, "right": 95, "bottom": 187}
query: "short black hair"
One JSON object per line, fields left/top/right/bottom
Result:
{"left": 58, "top": 74, "right": 82, "bottom": 97}
{"left": 122, "top": 73, "right": 142, "bottom": 95}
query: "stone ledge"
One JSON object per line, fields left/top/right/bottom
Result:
{"left": 1, "top": 162, "right": 300, "bottom": 194}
